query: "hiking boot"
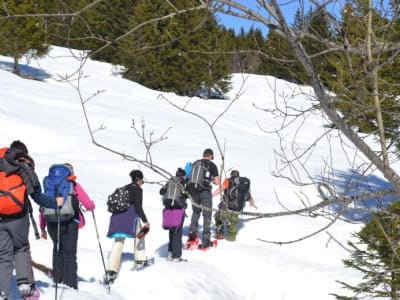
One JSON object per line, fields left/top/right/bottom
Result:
{"left": 19, "top": 284, "right": 40, "bottom": 300}
{"left": 216, "top": 233, "right": 224, "bottom": 240}
{"left": 167, "top": 251, "right": 173, "bottom": 261}
{"left": 104, "top": 270, "right": 117, "bottom": 284}
{"left": 171, "top": 257, "right": 186, "bottom": 262}
{"left": 188, "top": 232, "right": 198, "bottom": 242}
{"left": 0, "top": 291, "right": 7, "bottom": 300}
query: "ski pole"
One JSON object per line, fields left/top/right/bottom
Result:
{"left": 55, "top": 205, "right": 61, "bottom": 300}
{"left": 91, "top": 211, "right": 111, "bottom": 293}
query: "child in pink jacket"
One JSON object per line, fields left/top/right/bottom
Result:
{"left": 39, "top": 165, "right": 95, "bottom": 289}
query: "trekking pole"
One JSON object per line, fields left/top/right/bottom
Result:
{"left": 54, "top": 205, "right": 61, "bottom": 300}
{"left": 91, "top": 211, "right": 111, "bottom": 293}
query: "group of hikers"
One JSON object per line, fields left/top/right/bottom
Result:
{"left": 0, "top": 142, "right": 256, "bottom": 299}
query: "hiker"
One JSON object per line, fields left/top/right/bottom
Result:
{"left": 187, "top": 148, "right": 220, "bottom": 249}
{"left": 105, "top": 170, "right": 150, "bottom": 283}
{"left": 0, "top": 140, "right": 62, "bottom": 300}
{"left": 213, "top": 170, "right": 257, "bottom": 241}
{"left": 159, "top": 168, "right": 188, "bottom": 261}
{"left": 39, "top": 163, "right": 95, "bottom": 289}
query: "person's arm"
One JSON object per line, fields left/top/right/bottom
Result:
{"left": 30, "top": 187, "right": 60, "bottom": 209}
{"left": 39, "top": 210, "right": 47, "bottom": 239}
{"left": 210, "top": 163, "right": 220, "bottom": 185}
{"left": 132, "top": 187, "right": 148, "bottom": 224}
{"left": 248, "top": 194, "right": 258, "bottom": 209}
{"left": 74, "top": 182, "right": 95, "bottom": 211}
{"left": 213, "top": 178, "right": 229, "bottom": 197}
{"left": 159, "top": 184, "right": 167, "bottom": 195}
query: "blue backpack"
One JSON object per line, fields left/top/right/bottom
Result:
{"left": 184, "top": 162, "right": 192, "bottom": 182}
{"left": 42, "top": 164, "right": 76, "bottom": 222}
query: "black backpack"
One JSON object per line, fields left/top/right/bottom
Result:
{"left": 187, "top": 160, "right": 211, "bottom": 192}
{"left": 107, "top": 184, "right": 131, "bottom": 214}
{"left": 226, "top": 176, "right": 250, "bottom": 211}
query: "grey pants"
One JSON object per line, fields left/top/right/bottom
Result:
{"left": 189, "top": 190, "right": 212, "bottom": 246}
{"left": 0, "top": 214, "right": 34, "bottom": 298}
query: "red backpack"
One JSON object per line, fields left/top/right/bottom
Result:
{"left": 0, "top": 147, "right": 27, "bottom": 216}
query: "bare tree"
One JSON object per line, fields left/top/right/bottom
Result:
{"left": 5, "top": 0, "right": 400, "bottom": 244}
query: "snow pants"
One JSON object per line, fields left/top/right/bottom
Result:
{"left": 214, "top": 209, "right": 239, "bottom": 241}
{"left": 189, "top": 190, "right": 212, "bottom": 246}
{"left": 47, "top": 220, "right": 79, "bottom": 289}
{"left": 0, "top": 214, "right": 34, "bottom": 298}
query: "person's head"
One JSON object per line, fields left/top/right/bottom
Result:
{"left": 230, "top": 170, "right": 240, "bottom": 178}
{"left": 203, "top": 148, "right": 214, "bottom": 160}
{"left": 130, "top": 169, "right": 144, "bottom": 185}
{"left": 176, "top": 167, "right": 186, "bottom": 178}
{"left": 65, "top": 163, "right": 74, "bottom": 174}
{"left": 10, "top": 140, "right": 28, "bottom": 154}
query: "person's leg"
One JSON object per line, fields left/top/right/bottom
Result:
{"left": 168, "top": 228, "right": 173, "bottom": 255}
{"left": 107, "top": 238, "right": 125, "bottom": 273}
{"left": 134, "top": 219, "right": 146, "bottom": 262}
{"left": 200, "top": 191, "right": 212, "bottom": 246}
{"left": 214, "top": 210, "right": 225, "bottom": 238}
{"left": 188, "top": 193, "right": 201, "bottom": 240}
{"left": 61, "top": 221, "right": 78, "bottom": 289}
{"left": 226, "top": 212, "right": 239, "bottom": 241}
{"left": 171, "top": 221, "right": 183, "bottom": 258}
{"left": 47, "top": 221, "right": 64, "bottom": 284}
{"left": 0, "top": 222, "right": 14, "bottom": 298}
{"left": 10, "top": 215, "right": 38, "bottom": 298}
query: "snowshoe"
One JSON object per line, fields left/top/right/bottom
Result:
{"left": 184, "top": 232, "right": 199, "bottom": 250}
{"left": 197, "top": 239, "right": 218, "bottom": 251}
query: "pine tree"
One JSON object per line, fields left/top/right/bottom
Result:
{"left": 0, "top": 0, "right": 49, "bottom": 75}
{"left": 323, "top": 0, "right": 400, "bottom": 140}
{"left": 333, "top": 202, "right": 400, "bottom": 299}
{"left": 117, "top": 0, "right": 231, "bottom": 97}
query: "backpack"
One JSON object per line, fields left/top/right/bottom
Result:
{"left": 107, "top": 184, "right": 131, "bottom": 214}
{"left": 184, "top": 162, "right": 192, "bottom": 182}
{"left": 188, "top": 160, "right": 210, "bottom": 192}
{"left": 42, "top": 164, "right": 76, "bottom": 222}
{"left": 162, "top": 176, "right": 184, "bottom": 208}
{"left": 0, "top": 147, "right": 27, "bottom": 216}
{"left": 226, "top": 176, "right": 251, "bottom": 211}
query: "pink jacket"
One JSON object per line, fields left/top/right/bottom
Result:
{"left": 39, "top": 182, "right": 95, "bottom": 230}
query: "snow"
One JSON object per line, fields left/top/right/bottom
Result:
{"left": 0, "top": 46, "right": 374, "bottom": 299}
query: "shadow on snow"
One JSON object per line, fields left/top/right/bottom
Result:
{"left": 317, "top": 169, "right": 399, "bottom": 223}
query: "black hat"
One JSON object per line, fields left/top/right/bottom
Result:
{"left": 130, "top": 170, "right": 144, "bottom": 182}
{"left": 203, "top": 148, "right": 214, "bottom": 157}
{"left": 176, "top": 167, "right": 186, "bottom": 177}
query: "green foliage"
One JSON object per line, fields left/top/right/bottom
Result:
{"left": 116, "top": 0, "right": 231, "bottom": 97}
{"left": 321, "top": 0, "right": 400, "bottom": 141}
{"left": 333, "top": 202, "right": 400, "bottom": 299}
{"left": 0, "top": 0, "right": 49, "bottom": 75}
{"left": 37, "top": 0, "right": 137, "bottom": 62}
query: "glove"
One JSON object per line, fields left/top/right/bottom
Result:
{"left": 137, "top": 224, "right": 150, "bottom": 239}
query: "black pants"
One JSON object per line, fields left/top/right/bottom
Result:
{"left": 168, "top": 214, "right": 184, "bottom": 258}
{"left": 47, "top": 220, "right": 79, "bottom": 289}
